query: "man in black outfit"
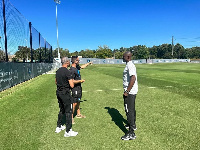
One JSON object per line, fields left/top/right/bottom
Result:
{"left": 70, "top": 56, "right": 85, "bottom": 124}
{"left": 55, "top": 57, "right": 78, "bottom": 137}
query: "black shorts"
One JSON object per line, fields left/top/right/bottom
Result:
{"left": 71, "top": 86, "right": 82, "bottom": 103}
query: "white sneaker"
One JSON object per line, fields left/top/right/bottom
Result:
{"left": 64, "top": 130, "right": 78, "bottom": 137}
{"left": 55, "top": 125, "right": 66, "bottom": 133}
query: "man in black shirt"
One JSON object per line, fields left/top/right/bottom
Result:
{"left": 70, "top": 56, "right": 86, "bottom": 124}
{"left": 55, "top": 57, "right": 78, "bottom": 137}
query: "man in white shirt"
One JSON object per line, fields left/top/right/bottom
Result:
{"left": 121, "top": 51, "right": 138, "bottom": 140}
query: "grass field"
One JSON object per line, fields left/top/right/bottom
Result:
{"left": 0, "top": 63, "right": 200, "bottom": 150}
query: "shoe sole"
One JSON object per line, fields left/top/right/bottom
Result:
{"left": 121, "top": 136, "right": 136, "bottom": 140}
{"left": 76, "top": 117, "right": 86, "bottom": 118}
{"left": 64, "top": 134, "right": 78, "bottom": 137}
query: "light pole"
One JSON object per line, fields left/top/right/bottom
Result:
{"left": 54, "top": 0, "right": 61, "bottom": 62}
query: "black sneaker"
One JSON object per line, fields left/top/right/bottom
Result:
{"left": 125, "top": 124, "right": 129, "bottom": 129}
{"left": 121, "top": 131, "right": 136, "bottom": 140}
{"left": 125, "top": 124, "right": 137, "bottom": 130}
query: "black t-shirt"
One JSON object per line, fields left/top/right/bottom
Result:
{"left": 69, "top": 66, "right": 81, "bottom": 88}
{"left": 56, "top": 67, "right": 72, "bottom": 92}
{"left": 76, "top": 65, "right": 81, "bottom": 70}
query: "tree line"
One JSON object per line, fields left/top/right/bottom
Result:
{"left": 0, "top": 43, "right": 200, "bottom": 62}
{"left": 53, "top": 43, "right": 200, "bottom": 59}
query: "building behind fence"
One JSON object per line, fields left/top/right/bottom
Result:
{"left": 0, "top": 0, "right": 53, "bottom": 63}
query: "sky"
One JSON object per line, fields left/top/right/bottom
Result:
{"left": 9, "top": 0, "right": 200, "bottom": 52}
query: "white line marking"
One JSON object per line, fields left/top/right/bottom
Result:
{"left": 148, "top": 87, "right": 156, "bottom": 89}
{"left": 182, "top": 85, "right": 188, "bottom": 86}
{"left": 82, "top": 91, "right": 87, "bottom": 93}
{"left": 96, "top": 90, "right": 103, "bottom": 92}
{"left": 112, "top": 89, "right": 121, "bottom": 91}
{"left": 166, "top": 86, "right": 172, "bottom": 87}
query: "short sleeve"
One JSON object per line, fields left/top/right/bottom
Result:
{"left": 67, "top": 70, "right": 73, "bottom": 80}
{"left": 76, "top": 65, "right": 81, "bottom": 70}
{"left": 69, "top": 68, "right": 75, "bottom": 79}
{"left": 128, "top": 63, "right": 136, "bottom": 76}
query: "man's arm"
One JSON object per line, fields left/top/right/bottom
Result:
{"left": 80, "top": 62, "right": 92, "bottom": 69}
{"left": 124, "top": 75, "right": 136, "bottom": 96}
{"left": 69, "top": 79, "right": 74, "bottom": 88}
{"left": 73, "top": 79, "right": 85, "bottom": 84}
{"left": 55, "top": 78, "right": 57, "bottom": 85}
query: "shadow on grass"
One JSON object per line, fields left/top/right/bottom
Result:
{"left": 80, "top": 99, "right": 87, "bottom": 102}
{"left": 105, "top": 107, "right": 128, "bottom": 133}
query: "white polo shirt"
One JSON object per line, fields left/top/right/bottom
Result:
{"left": 123, "top": 61, "right": 138, "bottom": 95}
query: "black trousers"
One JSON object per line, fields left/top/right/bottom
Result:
{"left": 56, "top": 91, "right": 72, "bottom": 132}
{"left": 123, "top": 94, "right": 136, "bottom": 131}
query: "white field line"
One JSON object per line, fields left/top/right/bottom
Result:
{"left": 166, "top": 86, "right": 173, "bottom": 88}
{"left": 82, "top": 89, "right": 122, "bottom": 93}
{"left": 112, "top": 89, "right": 121, "bottom": 91}
{"left": 148, "top": 87, "right": 156, "bottom": 89}
{"left": 96, "top": 90, "right": 103, "bottom": 92}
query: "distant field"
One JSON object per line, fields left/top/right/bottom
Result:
{"left": 0, "top": 63, "right": 199, "bottom": 150}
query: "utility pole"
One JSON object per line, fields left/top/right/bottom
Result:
{"left": 172, "top": 36, "right": 174, "bottom": 57}
{"left": 54, "top": 0, "right": 61, "bottom": 63}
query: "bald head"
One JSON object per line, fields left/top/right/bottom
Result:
{"left": 124, "top": 51, "right": 132, "bottom": 57}
{"left": 123, "top": 51, "right": 132, "bottom": 62}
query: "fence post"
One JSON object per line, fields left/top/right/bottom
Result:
{"left": 48, "top": 45, "right": 50, "bottom": 63}
{"left": 29, "top": 22, "right": 33, "bottom": 63}
{"left": 3, "top": 0, "right": 8, "bottom": 62}
{"left": 50, "top": 46, "right": 52, "bottom": 63}
{"left": 39, "top": 32, "right": 41, "bottom": 63}
{"left": 44, "top": 39, "right": 46, "bottom": 62}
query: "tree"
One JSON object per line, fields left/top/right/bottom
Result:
{"left": 114, "top": 51, "right": 124, "bottom": 59}
{"left": 96, "top": 45, "right": 113, "bottom": 59}
{"left": 71, "top": 51, "right": 79, "bottom": 57}
{"left": 135, "top": 45, "right": 149, "bottom": 59}
{"left": 187, "top": 47, "right": 200, "bottom": 59}
{"left": 15, "top": 46, "right": 30, "bottom": 62}
{"left": 148, "top": 46, "right": 158, "bottom": 59}
{"left": 53, "top": 48, "right": 71, "bottom": 58}
{"left": 173, "top": 43, "right": 186, "bottom": 59}
{"left": 160, "top": 44, "right": 173, "bottom": 59}
{"left": 0, "top": 49, "right": 6, "bottom": 61}
{"left": 79, "top": 49, "right": 95, "bottom": 58}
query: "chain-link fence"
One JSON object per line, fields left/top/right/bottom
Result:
{"left": 0, "top": 0, "right": 54, "bottom": 92}
{"left": 0, "top": 0, "right": 53, "bottom": 62}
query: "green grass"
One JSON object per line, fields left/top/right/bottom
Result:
{"left": 0, "top": 63, "right": 200, "bottom": 150}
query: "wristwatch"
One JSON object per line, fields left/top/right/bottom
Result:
{"left": 124, "top": 90, "right": 129, "bottom": 94}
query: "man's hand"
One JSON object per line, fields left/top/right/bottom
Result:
{"left": 123, "top": 92, "right": 128, "bottom": 97}
{"left": 81, "top": 79, "right": 85, "bottom": 83}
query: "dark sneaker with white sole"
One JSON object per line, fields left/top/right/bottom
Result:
{"left": 121, "top": 131, "right": 136, "bottom": 140}
{"left": 125, "top": 124, "right": 129, "bottom": 129}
